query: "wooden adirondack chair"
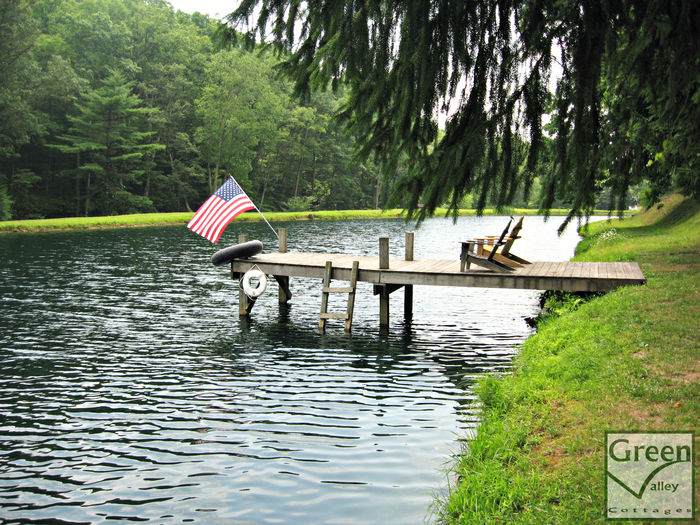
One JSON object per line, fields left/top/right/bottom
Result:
{"left": 459, "top": 217, "right": 516, "bottom": 272}
{"left": 478, "top": 216, "right": 531, "bottom": 266}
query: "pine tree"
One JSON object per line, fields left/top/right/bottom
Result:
{"left": 227, "top": 0, "right": 700, "bottom": 227}
{"left": 52, "top": 70, "right": 164, "bottom": 215}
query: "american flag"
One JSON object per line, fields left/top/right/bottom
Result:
{"left": 187, "top": 177, "right": 256, "bottom": 243}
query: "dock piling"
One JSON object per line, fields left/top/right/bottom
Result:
{"left": 379, "top": 237, "right": 390, "bottom": 269}
{"left": 278, "top": 228, "right": 287, "bottom": 253}
{"left": 378, "top": 237, "right": 390, "bottom": 326}
{"left": 236, "top": 233, "right": 256, "bottom": 316}
{"left": 404, "top": 232, "right": 414, "bottom": 322}
{"left": 276, "top": 228, "right": 291, "bottom": 304}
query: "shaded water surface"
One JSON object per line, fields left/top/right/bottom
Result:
{"left": 0, "top": 217, "right": 585, "bottom": 524}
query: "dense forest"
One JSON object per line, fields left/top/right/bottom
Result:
{"left": 1, "top": 0, "right": 652, "bottom": 222}
{"left": 0, "top": 0, "right": 396, "bottom": 220}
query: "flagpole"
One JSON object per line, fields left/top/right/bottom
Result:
{"left": 224, "top": 176, "right": 279, "bottom": 241}
{"left": 254, "top": 205, "right": 279, "bottom": 240}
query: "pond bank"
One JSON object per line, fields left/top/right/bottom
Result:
{"left": 0, "top": 207, "right": 623, "bottom": 233}
{"left": 438, "top": 193, "right": 699, "bottom": 523}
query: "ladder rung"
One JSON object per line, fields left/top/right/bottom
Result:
{"left": 320, "top": 312, "right": 349, "bottom": 320}
{"left": 323, "top": 286, "right": 354, "bottom": 294}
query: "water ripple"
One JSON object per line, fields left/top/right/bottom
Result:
{"left": 0, "top": 217, "right": 586, "bottom": 523}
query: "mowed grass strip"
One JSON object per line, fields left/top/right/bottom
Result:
{"left": 438, "top": 194, "right": 699, "bottom": 524}
{"left": 0, "top": 207, "right": 623, "bottom": 232}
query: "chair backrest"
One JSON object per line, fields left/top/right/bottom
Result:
{"left": 487, "top": 216, "right": 514, "bottom": 261}
{"left": 501, "top": 216, "right": 524, "bottom": 255}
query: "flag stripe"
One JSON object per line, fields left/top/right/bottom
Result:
{"left": 187, "top": 195, "right": 220, "bottom": 230}
{"left": 189, "top": 194, "right": 224, "bottom": 231}
{"left": 194, "top": 197, "right": 228, "bottom": 236}
{"left": 203, "top": 195, "right": 254, "bottom": 239}
{"left": 200, "top": 198, "right": 243, "bottom": 240}
{"left": 209, "top": 200, "right": 256, "bottom": 242}
{"left": 187, "top": 177, "right": 256, "bottom": 243}
{"left": 199, "top": 196, "right": 242, "bottom": 239}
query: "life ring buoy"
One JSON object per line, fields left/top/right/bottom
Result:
{"left": 211, "top": 240, "right": 263, "bottom": 266}
{"left": 242, "top": 269, "right": 268, "bottom": 298}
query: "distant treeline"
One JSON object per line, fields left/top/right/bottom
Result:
{"left": 0, "top": 0, "right": 397, "bottom": 220}
{"left": 0, "top": 0, "right": 640, "bottom": 222}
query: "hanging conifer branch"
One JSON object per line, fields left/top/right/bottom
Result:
{"left": 226, "top": 1, "right": 699, "bottom": 225}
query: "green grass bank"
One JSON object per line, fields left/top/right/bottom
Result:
{"left": 438, "top": 193, "right": 699, "bottom": 524}
{"left": 0, "top": 207, "right": 622, "bottom": 233}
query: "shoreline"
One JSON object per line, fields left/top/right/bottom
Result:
{"left": 0, "top": 208, "right": 626, "bottom": 234}
{"left": 437, "top": 193, "right": 699, "bottom": 523}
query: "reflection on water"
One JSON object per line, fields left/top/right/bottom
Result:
{"left": 0, "top": 216, "right": 584, "bottom": 524}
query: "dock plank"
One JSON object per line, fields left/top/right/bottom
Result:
{"left": 230, "top": 252, "right": 645, "bottom": 292}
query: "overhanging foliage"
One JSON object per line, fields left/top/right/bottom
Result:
{"left": 228, "top": 1, "right": 700, "bottom": 230}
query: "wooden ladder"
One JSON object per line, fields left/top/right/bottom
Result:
{"left": 319, "top": 260, "right": 359, "bottom": 333}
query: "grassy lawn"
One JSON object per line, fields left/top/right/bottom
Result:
{"left": 0, "top": 207, "right": 622, "bottom": 232}
{"left": 439, "top": 194, "right": 699, "bottom": 524}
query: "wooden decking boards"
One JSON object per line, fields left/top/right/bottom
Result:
{"left": 230, "top": 251, "right": 645, "bottom": 293}
{"left": 226, "top": 230, "right": 645, "bottom": 330}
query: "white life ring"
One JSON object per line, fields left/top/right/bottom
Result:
{"left": 242, "top": 269, "right": 268, "bottom": 298}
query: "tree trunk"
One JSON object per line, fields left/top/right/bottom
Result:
{"left": 75, "top": 151, "right": 81, "bottom": 217}
{"left": 144, "top": 172, "right": 150, "bottom": 198}
{"left": 311, "top": 150, "right": 317, "bottom": 193}
{"left": 213, "top": 133, "right": 225, "bottom": 192}
{"left": 144, "top": 150, "right": 157, "bottom": 198}
{"left": 85, "top": 172, "right": 91, "bottom": 216}
{"left": 374, "top": 176, "right": 382, "bottom": 209}
{"left": 294, "top": 128, "right": 310, "bottom": 198}
{"left": 260, "top": 179, "right": 267, "bottom": 208}
{"left": 311, "top": 151, "right": 317, "bottom": 184}
{"left": 293, "top": 165, "right": 302, "bottom": 198}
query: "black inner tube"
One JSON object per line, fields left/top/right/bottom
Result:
{"left": 211, "top": 240, "right": 263, "bottom": 266}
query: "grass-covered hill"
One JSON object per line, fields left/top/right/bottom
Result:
{"left": 440, "top": 194, "right": 699, "bottom": 524}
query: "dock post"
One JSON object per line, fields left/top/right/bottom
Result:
{"left": 237, "top": 233, "right": 255, "bottom": 316}
{"left": 379, "top": 237, "right": 390, "bottom": 327}
{"left": 404, "top": 232, "right": 414, "bottom": 322}
{"left": 278, "top": 228, "right": 287, "bottom": 253}
{"left": 379, "top": 237, "right": 390, "bottom": 269}
{"left": 276, "top": 228, "right": 291, "bottom": 304}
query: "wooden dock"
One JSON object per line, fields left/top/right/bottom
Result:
{"left": 231, "top": 251, "right": 645, "bottom": 292}
{"left": 227, "top": 230, "right": 645, "bottom": 331}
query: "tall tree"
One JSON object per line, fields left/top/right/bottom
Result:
{"left": 1, "top": 0, "right": 386, "bottom": 219}
{"left": 227, "top": 0, "right": 700, "bottom": 227}
{"left": 194, "top": 49, "right": 287, "bottom": 195}
{"left": 0, "top": 0, "right": 41, "bottom": 219}
{"left": 0, "top": 0, "right": 40, "bottom": 158}
{"left": 52, "top": 70, "right": 164, "bottom": 215}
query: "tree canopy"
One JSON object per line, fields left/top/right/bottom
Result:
{"left": 228, "top": 0, "right": 700, "bottom": 228}
{"left": 0, "top": 0, "right": 384, "bottom": 220}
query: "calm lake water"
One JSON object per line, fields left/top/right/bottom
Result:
{"left": 0, "top": 216, "right": 588, "bottom": 524}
